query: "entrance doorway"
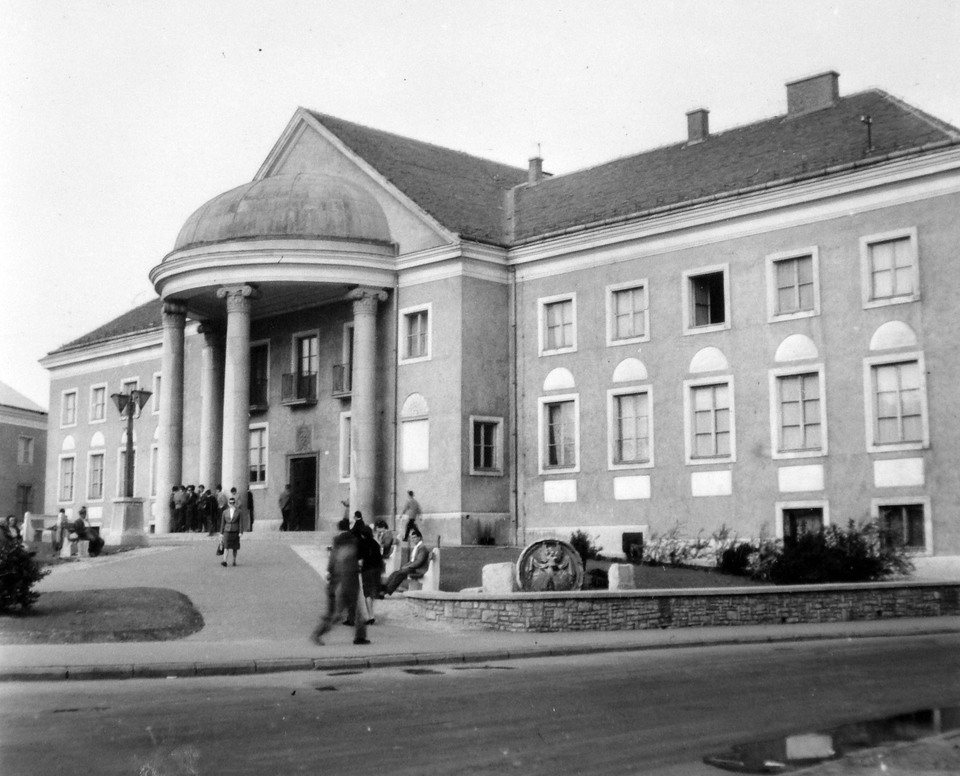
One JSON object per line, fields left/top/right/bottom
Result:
{"left": 288, "top": 455, "right": 317, "bottom": 531}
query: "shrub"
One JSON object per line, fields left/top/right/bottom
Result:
{"left": 719, "top": 543, "right": 754, "bottom": 576}
{"left": 642, "top": 522, "right": 693, "bottom": 566}
{"left": 569, "top": 530, "right": 603, "bottom": 567}
{"left": 0, "top": 543, "right": 50, "bottom": 612}
{"left": 768, "top": 520, "right": 912, "bottom": 585}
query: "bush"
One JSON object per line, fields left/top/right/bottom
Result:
{"left": 569, "top": 530, "right": 602, "bottom": 567}
{"left": 0, "top": 543, "right": 50, "bottom": 612}
{"left": 719, "top": 543, "right": 754, "bottom": 576}
{"left": 642, "top": 522, "right": 694, "bottom": 566}
{"left": 759, "top": 520, "right": 912, "bottom": 585}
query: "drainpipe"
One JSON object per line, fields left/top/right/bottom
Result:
{"left": 509, "top": 265, "right": 520, "bottom": 546}
{"left": 391, "top": 275, "right": 400, "bottom": 531}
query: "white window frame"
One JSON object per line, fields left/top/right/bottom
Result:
{"left": 469, "top": 415, "right": 504, "bottom": 476}
{"left": 339, "top": 412, "right": 352, "bottom": 483}
{"left": 149, "top": 443, "right": 159, "bottom": 498}
{"left": 607, "top": 385, "right": 654, "bottom": 470}
{"left": 538, "top": 293, "right": 578, "bottom": 356}
{"left": 17, "top": 435, "right": 34, "bottom": 465}
{"left": 768, "top": 364, "right": 827, "bottom": 460}
{"left": 683, "top": 375, "right": 736, "bottom": 465}
{"left": 116, "top": 442, "right": 137, "bottom": 498}
{"left": 400, "top": 418, "right": 430, "bottom": 472}
{"left": 89, "top": 383, "right": 108, "bottom": 424}
{"left": 860, "top": 227, "right": 920, "bottom": 309}
{"left": 606, "top": 279, "right": 650, "bottom": 346}
{"left": 682, "top": 264, "right": 731, "bottom": 335}
{"left": 61, "top": 389, "right": 78, "bottom": 428}
{"left": 152, "top": 373, "right": 162, "bottom": 415}
{"left": 87, "top": 450, "right": 106, "bottom": 502}
{"left": 248, "top": 423, "right": 268, "bottom": 489}
{"left": 398, "top": 303, "right": 432, "bottom": 365}
{"left": 863, "top": 352, "right": 929, "bottom": 453}
{"left": 775, "top": 500, "right": 830, "bottom": 540}
{"left": 537, "top": 393, "right": 581, "bottom": 474}
{"left": 290, "top": 329, "right": 320, "bottom": 374}
{"left": 766, "top": 247, "right": 820, "bottom": 322}
{"left": 871, "top": 496, "right": 933, "bottom": 555}
{"left": 58, "top": 454, "right": 76, "bottom": 503}
{"left": 120, "top": 377, "right": 141, "bottom": 419}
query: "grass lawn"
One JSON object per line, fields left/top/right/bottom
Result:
{"left": 0, "top": 587, "right": 204, "bottom": 644}
{"left": 588, "top": 560, "right": 765, "bottom": 589}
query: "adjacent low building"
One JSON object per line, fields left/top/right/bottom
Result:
{"left": 0, "top": 380, "right": 47, "bottom": 521}
{"left": 41, "top": 71, "right": 960, "bottom": 563}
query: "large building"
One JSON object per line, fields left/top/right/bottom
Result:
{"left": 0, "top": 380, "right": 47, "bottom": 521}
{"left": 41, "top": 71, "right": 960, "bottom": 561}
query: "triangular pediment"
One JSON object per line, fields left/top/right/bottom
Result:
{"left": 255, "top": 109, "right": 456, "bottom": 254}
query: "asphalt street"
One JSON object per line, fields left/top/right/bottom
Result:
{"left": 2, "top": 634, "right": 959, "bottom": 775}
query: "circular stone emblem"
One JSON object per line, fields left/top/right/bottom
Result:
{"left": 516, "top": 539, "right": 584, "bottom": 592}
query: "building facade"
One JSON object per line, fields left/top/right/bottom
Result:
{"left": 0, "top": 381, "right": 47, "bottom": 521}
{"left": 41, "top": 71, "right": 960, "bottom": 559}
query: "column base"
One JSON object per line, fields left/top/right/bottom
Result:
{"left": 105, "top": 498, "right": 149, "bottom": 547}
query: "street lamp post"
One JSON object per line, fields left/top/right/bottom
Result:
{"left": 111, "top": 388, "right": 152, "bottom": 498}
{"left": 107, "top": 388, "right": 152, "bottom": 546}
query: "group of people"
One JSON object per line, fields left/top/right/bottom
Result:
{"left": 172, "top": 484, "right": 252, "bottom": 534}
{"left": 311, "top": 491, "right": 430, "bottom": 647}
{"left": 51, "top": 506, "right": 104, "bottom": 557}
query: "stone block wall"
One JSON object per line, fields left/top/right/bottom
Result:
{"left": 406, "top": 582, "right": 960, "bottom": 632}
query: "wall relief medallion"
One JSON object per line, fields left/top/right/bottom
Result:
{"left": 516, "top": 539, "right": 583, "bottom": 592}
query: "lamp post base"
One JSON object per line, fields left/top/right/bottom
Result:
{"left": 105, "top": 498, "right": 149, "bottom": 547}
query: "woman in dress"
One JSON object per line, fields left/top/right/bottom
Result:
{"left": 219, "top": 495, "right": 244, "bottom": 567}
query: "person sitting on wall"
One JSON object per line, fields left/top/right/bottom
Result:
{"left": 73, "top": 506, "right": 104, "bottom": 557}
{"left": 381, "top": 527, "right": 430, "bottom": 596}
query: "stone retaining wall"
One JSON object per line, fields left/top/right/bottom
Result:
{"left": 406, "top": 582, "right": 960, "bottom": 632}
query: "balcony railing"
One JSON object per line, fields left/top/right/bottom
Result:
{"left": 281, "top": 372, "right": 318, "bottom": 405}
{"left": 332, "top": 363, "right": 352, "bottom": 398}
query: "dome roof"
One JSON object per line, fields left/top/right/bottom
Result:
{"left": 174, "top": 173, "right": 392, "bottom": 251}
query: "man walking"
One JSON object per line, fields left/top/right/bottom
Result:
{"left": 311, "top": 518, "right": 369, "bottom": 645}
{"left": 400, "top": 490, "right": 421, "bottom": 542}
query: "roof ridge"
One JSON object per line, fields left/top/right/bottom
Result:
{"left": 306, "top": 109, "right": 527, "bottom": 175}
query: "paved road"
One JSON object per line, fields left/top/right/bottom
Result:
{"left": 3, "top": 633, "right": 958, "bottom": 775}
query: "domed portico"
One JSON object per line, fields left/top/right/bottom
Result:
{"left": 149, "top": 172, "right": 397, "bottom": 533}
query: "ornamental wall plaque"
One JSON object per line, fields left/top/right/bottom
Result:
{"left": 516, "top": 539, "right": 583, "bottom": 592}
{"left": 296, "top": 425, "right": 312, "bottom": 452}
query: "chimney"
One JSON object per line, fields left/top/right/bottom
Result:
{"left": 786, "top": 71, "right": 839, "bottom": 116}
{"left": 528, "top": 156, "right": 544, "bottom": 185}
{"left": 686, "top": 108, "right": 710, "bottom": 144}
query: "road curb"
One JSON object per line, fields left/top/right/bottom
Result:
{"left": 2, "top": 621, "right": 956, "bottom": 682}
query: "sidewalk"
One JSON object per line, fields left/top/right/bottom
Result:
{"left": 1, "top": 535, "right": 957, "bottom": 682}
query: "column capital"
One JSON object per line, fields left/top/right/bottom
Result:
{"left": 217, "top": 284, "right": 260, "bottom": 313}
{"left": 162, "top": 300, "right": 188, "bottom": 322}
{"left": 349, "top": 287, "right": 389, "bottom": 316}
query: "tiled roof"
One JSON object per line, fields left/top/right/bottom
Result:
{"left": 308, "top": 111, "right": 529, "bottom": 246}
{"left": 0, "top": 380, "right": 46, "bottom": 414}
{"left": 511, "top": 90, "right": 960, "bottom": 242}
{"left": 49, "top": 298, "right": 164, "bottom": 355}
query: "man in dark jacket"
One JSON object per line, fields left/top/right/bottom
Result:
{"left": 311, "top": 518, "right": 369, "bottom": 645}
{"left": 382, "top": 527, "right": 430, "bottom": 595}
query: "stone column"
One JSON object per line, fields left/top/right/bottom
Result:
{"left": 198, "top": 323, "right": 224, "bottom": 492}
{"left": 156, "top": 301, "right": 187, "bottom": 533}
{"left": 348, "top": 288, "right": 387, "bottom": 523}
{"left": 217, "top": 285, "right": 258, "bottom": 502}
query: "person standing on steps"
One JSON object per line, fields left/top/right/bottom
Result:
{"left": 219, "top": 495, "right": 243, "bottom": 567}
{"left": 400, "top": 490, "right": 421, "bottom": 542}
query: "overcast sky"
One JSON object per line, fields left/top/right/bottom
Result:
{"left": 2, "top": 0, "right": 958, "bottom": 408}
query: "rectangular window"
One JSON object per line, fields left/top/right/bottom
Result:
{"left": 296, "top": 336, "right": 318, "bottom": 378}
{"left": 90, "top": 385, "right": 107, "bottom": 422}
{"left": 250, "top": 343, "right": 269, "bottom": 408}
{"left": 544, "top": 399, "right": 577, "bottom": 469}
{"left": 470, "top": 417, "right": 503, "bottom": 475}
{"left": 691, "top": 383, "right": 731, "bottom": 459}
{"left": 683, "top": 265, "right": 730, "bottom": 333}
{"left": 399, "top": 304, "right": 432, "bottom": 364}
{"left": 782, "top": 506, "right": 824, "bottom": 539}
{"left": 860, "top": 228, "right": 919, "bottom": 308}
{"left": 249, "top": 426, "right": 267, "bottom": 485}
{"left": 613, "top": 392, "right": 650, "bottom": 465}
{"left": 778, "top": 373, "right": 821, "bottom": 452}
{"left": 61, "top": 390, "right": 77, "bottom": 427}
{"left": 150, "top": 445, "right": 159, "bottom": 498}
{"left": 17, "top": 436, "right": 34, "bottom": 465}
{"left": 88, "top": 453, "right": 105, "bottom": 500}
{"left": 538, "top": 294, "right": 577, "bottom": 355}
{"left": 283, "top": 333, "right": 319, "bottom": 403}
{"left": 59, "top": 456, "right": 75, "bottom": 502}
{"left": 879, "top": 503, "right": 926, "bottom": 550}
{"left": 872, "top": 360, "right": 923, "bottom": 445}
{"left": 401, "top": 418, "right": 429, "bottom": 472}
{"left": 607, "top": 282, "right": 648, "bottom": 344}
{"left": 15, "top": 484, "right": 33, "bottom": 518}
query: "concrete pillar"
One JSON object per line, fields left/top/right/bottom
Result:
{"left": 156, "top": 301, "right": 187, "bottom": 533}
{"left": 348, "top": 288, "right": 387, "bottom": 523}
{"left": 198, "top": 323, "right": 224, "bottom": 491}
{"left": 217, "top": 285, "right": 257, "bottom": 502}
